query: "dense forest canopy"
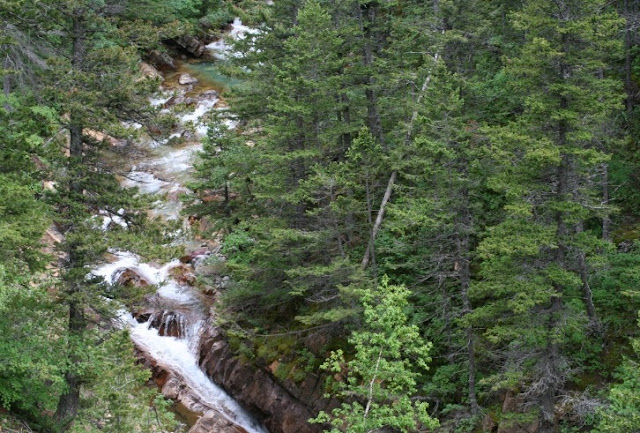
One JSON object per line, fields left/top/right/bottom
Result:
{"left": 3, "top": 0, "right": 640, "bottom": 432}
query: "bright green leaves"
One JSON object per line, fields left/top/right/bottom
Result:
{"left": 312, "top": 276, "right": 438, "bottom": 433}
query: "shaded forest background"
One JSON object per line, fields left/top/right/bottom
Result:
{"left": 4, "top": 0, "right": 640, "bottom": 432}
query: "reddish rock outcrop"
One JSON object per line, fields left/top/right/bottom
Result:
{"left": 198, "top": 327, "right": 336, "bottom": 433}
{"left": 148, "top": 311, "right": 187, "bottom": 338}
{"left": 169, "top": 264, "right": 197, "bottom": 285}
{"left": 116, "top": 268, "right": 151, "bottom": 287}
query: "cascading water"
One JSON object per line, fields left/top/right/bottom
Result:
{"left": 93, "top": 252, "right": 267, "bottom": 433}
{"left": 91, "top": 18, "right": 269, "bottom": 433}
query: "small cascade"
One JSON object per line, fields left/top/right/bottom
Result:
{"left": 206, "top": 18, "right": 259, "bottom": 60}
{"left": 89, "top": 17, "right": 272, "bottom": 433}
{"left": 98, "top": 254, "right": 268, "bottom": 433}
{"left": 148, "top": 310, "right": 188, "bottom": 338}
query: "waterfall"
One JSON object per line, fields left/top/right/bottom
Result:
{"left": 98, "top": 253, "right": 268, "bottom": 433}
{"left": 89, "top": 17, "right": 272, "bottom": 433}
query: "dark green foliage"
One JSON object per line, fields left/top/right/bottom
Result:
{"left": 0, "top": 269, "right": 65, "bottom": 417}
{"left": 0, "top": 0, "right": 200, "bottom": 430}
{"left": 6, "top": 0, "right": 640, "bottom": 431}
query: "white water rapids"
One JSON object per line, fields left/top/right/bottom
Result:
{"left": 91, "top": 19, "right": 269, "bottom": 433}
{"left": 93, "top": 252, "right": 267, "bottom": 433}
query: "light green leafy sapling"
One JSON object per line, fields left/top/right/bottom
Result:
{"left": 311, "top": 276, "right": 439, "bottom": 433}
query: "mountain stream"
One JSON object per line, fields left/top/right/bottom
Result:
{"left": 91, "top": 20, "right": 268, "bottom": 433}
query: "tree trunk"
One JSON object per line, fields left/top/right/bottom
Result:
{"left": 55, "top": 300, "right": 84, "bottom": 426}
{"left": 575, "top": 222, "right": 601, "bottom": 334}
{"left": 602, "top": 162, "right": 611, "bottom": 241}
{"left": 56, "top": 10, "right": 87, "bottom": 428}
{"left": 455, "top": 187, "right": 479, "bottom": 413}
{"left": 538, "top": 314, "right": 561, "bottom": 433}
{"left": 361, "top": 170, "right": 396, "bottom": 269}
{"left": 577, "top": 249, "right": 600, "bottom": 333}
{"left": 624, "top": 0, "right": 634, "bottom": 115}
{"left": 356, "top": 1, "right": 384, "bottom": 146}
{"left": 361, "top": 55, "right": 439, "bottom": 269}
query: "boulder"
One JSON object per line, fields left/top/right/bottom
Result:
{"left": 169, "top": 264, "right": 197, "bottom": 285}
{"left": 115, "top": 268, "right": 151, "bottom": 287}
{"left": 149, "top": 311, "right": 186, "bottom": 338}
{"left": 175, "top": 35, "right": 208, "bottom": 57}
{"left": 179, "top": 73, "right": 199, "bottom": 86}
{"left": 139, "top": 62, "right": 164, "bottom": 81}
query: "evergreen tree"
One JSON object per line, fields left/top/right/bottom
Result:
{"left": 1, "top": 0, "right": 184, "bottom": 429}
{"left": 469, "top": 1, "right": 623, "bottom": 430}
{"left": 208, "top": 1, "right": 364, "bottom": 333}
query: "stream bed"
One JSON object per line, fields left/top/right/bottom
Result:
{"left": 92, "top": 19, "right": 269, "bottom": 433}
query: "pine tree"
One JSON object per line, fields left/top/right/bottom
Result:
{"left": 207, "top": 1, "right": 364, "bottom": 332}
{"left": 0, "top": 0, "right": 182, "bottom": 428}
{"left": 469, "top": 1, "right": 623, "bottom": 430}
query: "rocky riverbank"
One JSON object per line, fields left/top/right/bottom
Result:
{"left": 95, "top": 18, "right": 339, "bottom": 433}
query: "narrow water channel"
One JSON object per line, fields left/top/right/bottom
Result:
{"left": 92, "top": 19, "right": 269, "bottom": 433}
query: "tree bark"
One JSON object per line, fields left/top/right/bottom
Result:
{"left": 356, "top": 1, "right": 384, "bottom": 146}
{"left": 455, "top": 187, "right": 479, "bottom": 413}
{"left": 56, "top": 10, "right": 87, "bottom": 428}
{"left": 55, "top": 300, "right": 84, "bottom": 426}
{"left": 361, "top": 170, "right": 396, "bottom": 269}
{"left": 601, "top": 162, "right": 611, "bottom": 241}
{"left": 361, "top": 54, "right": 439, "bottom": 269}
{"left": 624, "top": 0, "right": 634, "bottom": 115}
{"left": 577, "top": 249, "right": 600, "bottom": 333}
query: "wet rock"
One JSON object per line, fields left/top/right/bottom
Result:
{"left": 116, "top": 268, "right": 151, "bottom": 287}
{"left": 133, "top": 309, "right": 153, "bottom": 323}
{"left": 166, "top": 95, "right": 199, "bottom": 106}
{"left": 149, "top": 311, "right": 186, "bottom": 338}
{"left": 179, "top": 73, "right": 199, "bottom": 86}
{"left": 175, "top": 35, "right": 208, "bottom": 57}
{"left": 189, "top": 410, "right": 247, "bottom": 433}
{"left": 169, "top": 264, "right": 197, "bottom": 286}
